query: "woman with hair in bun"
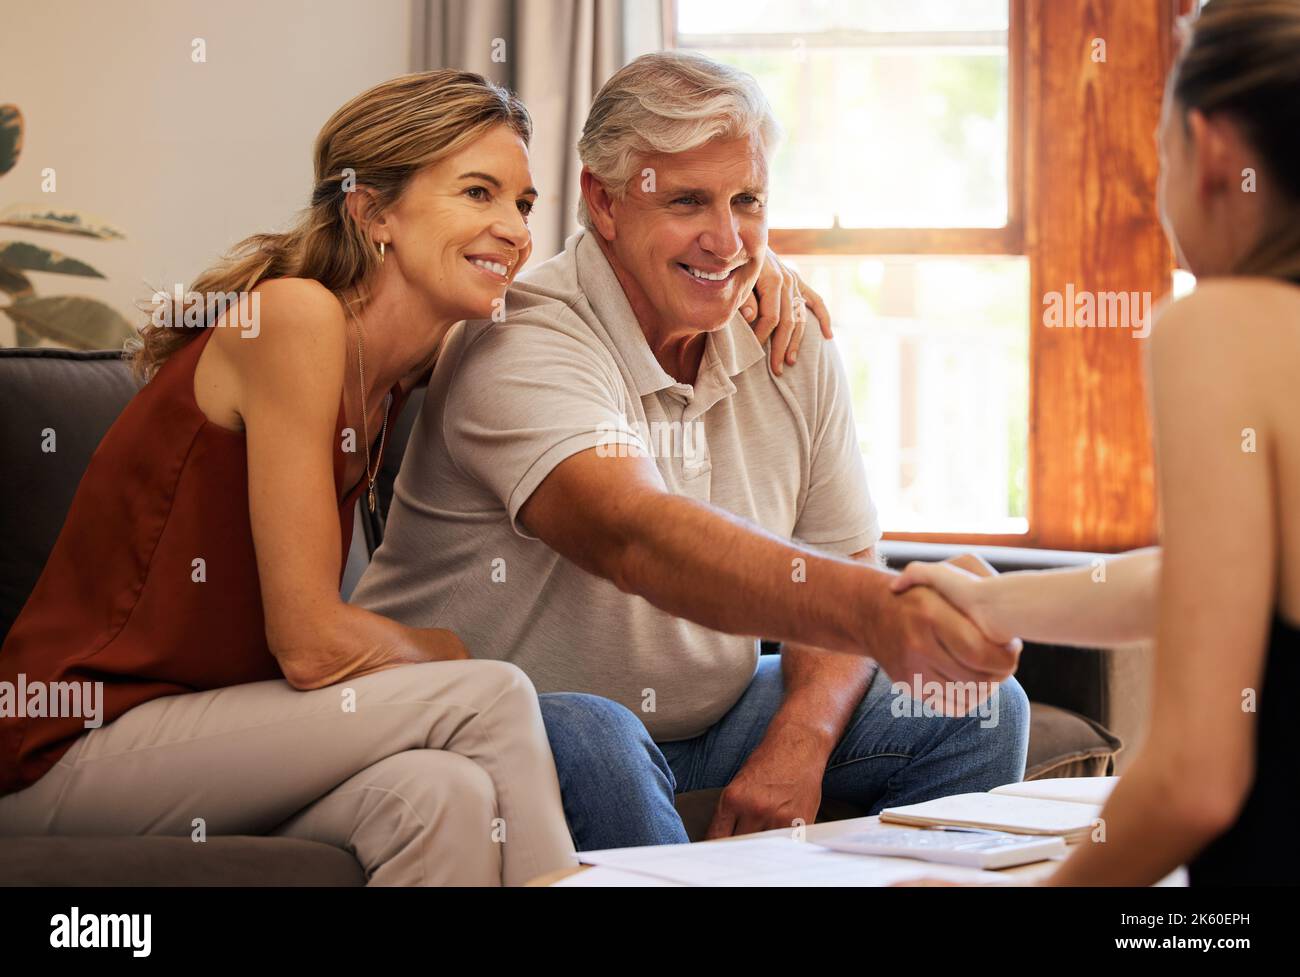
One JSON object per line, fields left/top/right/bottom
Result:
{"left": 895, "top": 0, "right": 1300, "bottom": 885}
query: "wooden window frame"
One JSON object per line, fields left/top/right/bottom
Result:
{"left": 666, "top": 0, "right": 1183, "bottom": 551}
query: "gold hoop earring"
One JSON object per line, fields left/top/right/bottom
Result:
{"left": 379, "top": 241, "right": 385, "bottom": 263}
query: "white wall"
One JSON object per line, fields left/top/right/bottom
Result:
{"left": 0, "top": 0, "right": 412, "bottom": 345}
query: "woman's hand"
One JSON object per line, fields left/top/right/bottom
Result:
{"left": 306, "top": 627, "right": 471, "bottom": 688}
{"left": 890, "top": 559, "right": 1014, "bottom": 645}
{"left": 409, "top": 627, "right": 472, "bottom": 662}
{"left": 742, "top": 251, "right": 833, "bottom": 375}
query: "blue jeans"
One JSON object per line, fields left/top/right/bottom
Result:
{"left": 539, "top": 656, "right": 1030, "bottom": 851}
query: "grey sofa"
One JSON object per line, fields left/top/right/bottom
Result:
{"left": 0, "top": 348, "right": 1137, "bottom": 884}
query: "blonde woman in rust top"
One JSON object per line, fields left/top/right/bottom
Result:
{"left": 0, "top": 71, "right": 575, "bottom": 887}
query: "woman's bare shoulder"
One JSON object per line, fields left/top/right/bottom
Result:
{"left": 213, "top": 278, "right": 346, "bottom": 376}
{"left": 1148, "top": 276, "right": 1300, "bottom": 438}
{"left": 201, "top": 278, "right": 348, "bottom": 424}
{"left": 250, "top": 276, "right": 344, "bottom": 313}
{"left": 1156, "top": 276, "right": 1300, "bottom": 330}
{"left": 1151, "top": 277, "right": 1300, "bottom": 363}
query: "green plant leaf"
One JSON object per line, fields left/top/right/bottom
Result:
{"left": 0, "top": 264, "right": 33, "bottom": 298}
{"left": 1, "top": 294, "right": 134, "bottom": 350}
{"left": 0, "top": 206, "right": 125, "bottom": 240}
{"left": 0, "top": 241, "right": 105, "bottom": 277}
{"left": 0, "top": 105, "right": 21, "bottom": 177}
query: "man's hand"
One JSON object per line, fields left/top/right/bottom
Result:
{"left": 869, "top": 552, "right": 1019, "bottom": 712}
{"left": 706, "top": 722, "right": 828, "bottom": 838}
{"left": 870, "top": 580, "right": 1021, "bottom": 712}
{"left": 742, "top": 251, "right": 833, "bottom": 375}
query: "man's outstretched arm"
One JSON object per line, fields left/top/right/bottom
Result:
{"left": 517, "top": 446, "right": 1019, "bottom": 693}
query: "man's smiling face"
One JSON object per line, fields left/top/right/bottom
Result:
{"left": 597, "top": 133, "right": 769, "bottom": 339}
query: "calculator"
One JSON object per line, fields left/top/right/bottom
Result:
{"left": 819, "top": 826, "right": 1067, "bottom": 869}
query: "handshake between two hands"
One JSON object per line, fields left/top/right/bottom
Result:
{"left": 702, "top": 552, "right": 1025, "bottom": 847}
{"left": 879, "top": 553, "right": 1022, "bottom": 716}
{"left": 883, "top": 554, "right": 1037, "bottom": 888}
{"left": 884, "top": 555, "right": 1040, "bottom": 889}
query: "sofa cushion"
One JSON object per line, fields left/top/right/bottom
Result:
{"left": 0, "top": 835, "right": 365, "bottom": 885}
{"left": 1024, "top": 701, "right": 1122, "bottom": 779}
{"left": 0, "top": 349, "right": 139, "bottom": 644}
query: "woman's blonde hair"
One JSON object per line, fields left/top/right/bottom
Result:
{"left": 128, "top": 69, "right": 531, "bottom": 381}
{"left": 1170, "top": 0, "right": 1300, "bottom": 280}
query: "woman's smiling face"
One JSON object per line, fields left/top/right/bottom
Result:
{"left": 380, "top": 123, "right": 538, "bottom": 322}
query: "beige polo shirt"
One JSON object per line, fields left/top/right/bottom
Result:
{"left": 352, "top": 230, "right": 880, "bottom": 741}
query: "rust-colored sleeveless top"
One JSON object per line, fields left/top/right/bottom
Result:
{"left": 0, "top": 326, "right": 404, "bottom": 794}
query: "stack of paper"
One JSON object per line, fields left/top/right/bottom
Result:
{"left": 565, "top": 837, "right": 1006, "bottom": 887}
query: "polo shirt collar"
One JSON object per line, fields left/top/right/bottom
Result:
{"left": 573, "top": 230, "right": 767, "bottom": 398}
{"left": 707, "top": 298, "right": 767, "bottom": 381}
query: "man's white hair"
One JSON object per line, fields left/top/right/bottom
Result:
{"left": 576, "top": 50, "right": 782, "bottom": 230}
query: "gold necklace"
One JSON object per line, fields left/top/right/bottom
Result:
{"left": 349, "top": 308, "right": 389, "bottom": 513}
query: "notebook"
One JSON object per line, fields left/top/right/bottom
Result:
{"left": 879, "top": 776, "right": 1117, "bottom": 843}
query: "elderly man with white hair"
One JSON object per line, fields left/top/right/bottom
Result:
{"left": 354, "top": 51, "right": 1028, "bottom": 849}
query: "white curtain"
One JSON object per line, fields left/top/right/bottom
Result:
{"left": 411, "top": 0, "right": 663, "bottom": 260}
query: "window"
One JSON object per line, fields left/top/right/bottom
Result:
{"left": 668, "top": 0, "right": 1179, "bottom": 551}
{"left": 671, "top": 0, "right": 1029, "bottom": 535}
{"left": 676, "top": 0, "right": 1012, "bottom": 229}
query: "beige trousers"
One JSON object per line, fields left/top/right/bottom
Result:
{"left": 0, "top": 659, "right": 577, "bottom": 885}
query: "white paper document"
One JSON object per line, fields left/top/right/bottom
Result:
{"left": 553, "top": 866, "right": 683, "bottom": 886}
{"left": 576, "top": 837, "right": 1006, "bottom": 886}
